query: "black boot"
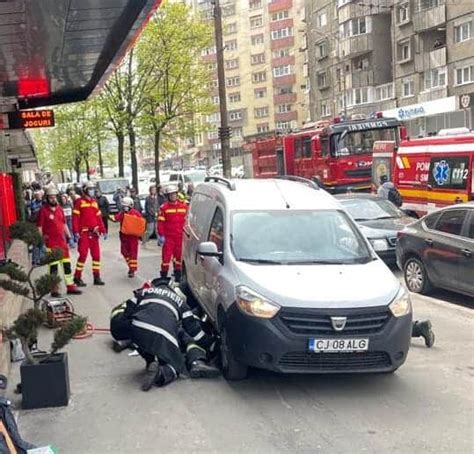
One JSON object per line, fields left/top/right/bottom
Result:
{"left": 74, "top": 277, "right": 87, "bottom": 287}
{"left": 412, "top": 320, "right": 435, "bottom": 348}
{"left": 112, "top": 340, "right": 132, "bottom": 353}
{"left": 93, "top": 276, "right": 105, "bottom": 286}
{"left": 141, "top": 361, "right": 162, "bottom": 392}
{"left": 174, "top": 270, "right": 182, "bottom": 283}
{"left": 189, "top": 360, "right": 221, "bottom": 379}
{"left": 160, "top": 270, "right": 168, "bottom": 279}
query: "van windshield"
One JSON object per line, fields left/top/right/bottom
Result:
{"left": 96, "top": 179, "right": 129, "bottom": 194}
{"left": 231, "top": 210, "right": 372, "bottom": 264}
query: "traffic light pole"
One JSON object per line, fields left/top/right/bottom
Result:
{"left": 213, "top": 0, "right": 232, "bottom": 179}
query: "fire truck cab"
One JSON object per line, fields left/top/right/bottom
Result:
{"left": 248, "top": 116, "right": 402, "bottom": 193}
{"left": 372, "top": 128, "right": 474, "bottom": 215}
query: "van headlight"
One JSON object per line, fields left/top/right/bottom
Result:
{"left": 389, "top": 286, "right": 412, "bottom": 317}
{"left": 236, "top": 286, "right": 280, "bottom": 319}
{"left": 370, "top": 238, "right": 389, "bottom": 252}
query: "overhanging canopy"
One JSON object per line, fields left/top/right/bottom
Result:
{"left": 0, "top": 0, "right": 161, "bottom": 109}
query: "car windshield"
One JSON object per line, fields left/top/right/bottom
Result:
{"left": 231, "top": 210, "right": 372, "bottom": 264}
{"left": 185, "top": 171, "right": 208, "bottom": 183}
{"left": 96, "top": 179, "right": 129, "bottom": 194}
{"left": 340, "top": 198, "right": 402, "bottom": 221}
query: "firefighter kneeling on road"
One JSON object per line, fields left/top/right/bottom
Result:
{"left": 157, "top": 185, "right": 188, "bottom": 282}
{"left": 110, "top": 196, "right": 144, "bottom": 278}
{"left": 110, "top": 277, "right": 220, "bottom": 391}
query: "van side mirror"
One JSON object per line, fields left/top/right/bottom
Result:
{"left": 197, "top": 242, "right": 222, "bottom": 258}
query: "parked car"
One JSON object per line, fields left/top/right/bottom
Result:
{"left": 182, "top": 177, "right": 413, "bottom": 380}
{"left": 336, "top": 194, "right": 416, "bottom": 264}
{"left": 396, "top": 203, "right": 474, "bottom": 297}
{"left": 95, "top": 178, "right": 129, "bottom": 213}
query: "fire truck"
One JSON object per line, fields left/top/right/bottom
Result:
{"left": 372, "top": 128, "right": 474, "bottom": 215}
{"left": 246, "top": 116, "right": 403, "bottom": 193}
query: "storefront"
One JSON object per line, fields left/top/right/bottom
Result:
{"left": 382, "top": 95, "right": 473, "bottom": 138}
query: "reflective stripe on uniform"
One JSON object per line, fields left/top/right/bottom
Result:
{"left": 158, "top": 216, "right": 166, "bottom": 221}
{"left": 140, "top": 298, "right": 179, "bottom": 320}
{"left": 164, "top": 209, "right": 177, "bottom": 214}
{"left": 131, "top": 320, "right": 179, "bottom": 348}
{"left": 73, "top": 210, "right": 80, "bottom": 215}
{"left": 111, "top": 307, "right": 125, "bottom": 318}
{"left": 186, "top": 343, "right": 206, "bottom": 354}
{"left": 193, "top": 330, "right": 205, "bottom": 341}
{"left": 80, "top": 203, "right": 92, "bottom": 208}
{"left": 177, "top": 209, "right": 186, "bottom": 213}
{"left": 76, "top": 262, "right": 85, "bottom": 270}
{"left": 182, "top": 311, "right": 193, "bottom": 319}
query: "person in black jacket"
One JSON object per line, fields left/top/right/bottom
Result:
{"left": 110, "top": 277, "right": 220, "bottom": 391}
{"left": 95, "top": 189, "right": 110, "bottom": 236}
{"left": 143, "top": 185, "right": 159, "bottom": 246}
{"left": 129, "top": 187, "right": 142, "bottom": 214}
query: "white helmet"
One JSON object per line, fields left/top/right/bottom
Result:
{"left": 45, "top": 187, "right": 59, "bottom": 196}
{"left": 165, "top": 185, "right": 178, "bottom": 195}
{"left": 84, "top": 181, "right": 95, "bottom": 190}
{"left": 122, "top": 196, "right": 134, "bottom": 208}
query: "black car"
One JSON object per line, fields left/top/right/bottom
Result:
{"left": 336, "top": 194, "right": 415, "bottom": 264}
{"left": 396, "top": 203, "right": 474, "bottom": 297}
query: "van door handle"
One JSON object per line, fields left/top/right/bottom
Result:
{"left": 462, "top": 249, "right": 472, "bottom": 258}
{"left": 424, "top": 239, "right": 434, "bottom": 246}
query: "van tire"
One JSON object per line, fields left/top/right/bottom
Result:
{"left": 404, "top": 257, "right": 432, "bottom": 295}
{"left": 220, "top": 324, "right": 248, "bottom": 381}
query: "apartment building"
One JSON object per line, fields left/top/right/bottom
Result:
{"left": 306, "top": 0, "right": 474, "bottom": 137}
{"left": 187, "top": 0, "right": 308, "bottom": 166}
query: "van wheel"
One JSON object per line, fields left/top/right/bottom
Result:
{"left": 404, "top": 257, "right": 432, "bottom": 295}
{"left": 220, "top": 325, "right": 248, "bottom": 381}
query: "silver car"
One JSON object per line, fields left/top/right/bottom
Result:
{"left": 182, "top": 177, "right": 412, "bottom": 380}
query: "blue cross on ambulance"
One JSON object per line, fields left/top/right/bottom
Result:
{"left": 372, "top": 127, "right": 474, "bottom": 217}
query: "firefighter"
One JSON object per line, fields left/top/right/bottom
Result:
{"left": 157, "top": 185, "right": 188, "bottom": 282}
{"left": 112, "top": 196, "right": 142, "bottom": 278}
{"left": 36, "top": 187, "right": 82, "bottom": 296}
{"left": 113, "top": 277, "right": 220, "bottom": 391}
{"left": 72, "top": 181, "right": 106, "bottom": 287}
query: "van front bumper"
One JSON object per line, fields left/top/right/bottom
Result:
{"left": 225, "top": 303, "right": 412, "bottom": 374}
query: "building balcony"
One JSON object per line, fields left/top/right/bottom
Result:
{"left": 413, "top": 3, "right": 446, "bottom": 32}
{"left": 415, "top": 46, "right": 446, "bottom": 72}
{"left": 273, "top": 92, "right": 297, "bottom": 104}
{"left": 339, "top": 34, "right": 373, "bottom": 59}
{"left": 275, "top": 110, "right": 298, "bottom": 122}
{"left": 418, "top": 86, "right": 448, "bottom": 103}
{"left": 271, "top": 55, "right": 295, "bottom": 67}
{"left": 346, "top": 70, "right": 374, "bottom": 89}
{"left": 272, "top": 74, "right": 296, "bottom": 86}
{"left": 338, "top": 2, "right": 380, "bottom": 24}
{"left": 270, "top": 18, "right": 293, "bottom": 31}
{"left": 268, "top": 0, "right": 293, "bottom": 13}
{"left": 270, "top": 36, "right": 295, "bottom": 50}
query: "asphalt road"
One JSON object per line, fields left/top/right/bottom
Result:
{"left": 10, "top": 228, "right": 474, "bottom": 453}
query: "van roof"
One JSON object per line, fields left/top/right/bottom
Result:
{"left": 199, "top": 179, "right": 340, "bottom": 211}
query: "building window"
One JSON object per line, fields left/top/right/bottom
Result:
{"left": 229, "top": 92, "right": 241, "bottom": 103}
{"left": 250, "top": 15, "right": 263, "bottom": 28}
{"left": 276, "top": 85, "right": 293, "bottom": 95}
{"left": 251, "top": 53, "right": 266, "bottom": 64}
{"left": 423, "top": 67, "right": 447, "bottom": 90}
{"left": 397, "top": 3, "right": 410, "bottom": 24}
{"left": 232, "top": 127, "right": 243, "bottom": 138}
{"left": 229, "top": 110, "right": 243, "bottom": 121}
{"left": 257, "top": 123, "right": 270, "bottom": 133}
{"left": 340, "top": 17, "right": 369, "bottom": 38}
{"left": 207, "top": 62, "right": 217, "bottom": 71}
{"left": 211, "top": 96, "right": 219, "bottom": 104}
{"left": 271, "top": 27, "right": 294, "bottom": 40}
{"left": 272, "top": 48, "right": 291, "bottom": 59}
{"left": 353, "top": 87, "right": 371, "bottom": 105}
{"left": 225, "top": 58, "right": 239, "bottom": 70}
{"left": 455, "top": 64, "right": 474, "bottom": 86}
{"left": 337, "top": 0, "right": 351, "bottom": 6}
{"left": 225, "top": 40, "right": 238, "bottom": 51}
{"left": 208, "top": 112, "right": 220, "bottom": 122}
{"left": 225, "top": 22, "right": 237, "bottom": 34}
{"left": 255, "top": 87, "right": 267, "bottom": 98}
{"left": 320, "top": 101, "right": 330, "bottom": 117}
{"left": 277, "top": 104, "right": 292, "bottom": 113}
{"left": 398, "top": 40, "right": 411, "bottom": 62}
{"left": 317, "top": 12, "right": 327, "bottom": 28}
{"left": 222, "top": 4, "right": 236, "bottom": 16}
{"left": 402, "top": 79, "right": 414, "bottom": 97}
{"left": 375, "top": 83, "right": 394, "bottom": 101}
{"left": 226, "top": 76, "right": 240, "bottom": 87}
{"left": 273, "top": 65, "right": 293, "bottom": 77}
{"left": 317, "top": 41, "right": 328, "bottom": 59}
{"left": 454, "top": 21, "right": 473, "bottom": 43}
{"left": 208, "top": 80, "right": 218, "bottom": 89}
{"left": 207, "top": 129, "right": 219, "bottom": 140}
{"left": 249, "top": 0, "right": 262, "bottom": 10}
{"left": 251, "top": 34, "right": 264, "bottom": 45}
{"left": 271, "top": 10, "right": 289, "bottom": 21}
{"left": 255, "top": 106, "right": 269, "bottom": 118}
{"left": 202, "top": 46, "right": 216, "bottom": 56}
{"left": 317, "top": 72, "right": 328, "bottom": 88}
{"left": 252, "top": 71, "right": 266, "bottom": 83}
{"left": 276, "top": 120, "right": 295, "bottom": 130}
{"left": 354, "top": 56, "right": 370, "bottom": 70}
{"left": 418, "top": 0, "right": 442, "bottom": 11}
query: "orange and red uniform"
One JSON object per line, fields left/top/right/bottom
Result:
{"left": 72, "top": 195, "right": 105, "bottom": 280}
{"left": 157, "top": 200, "right": 188, "bottom": 276}
{"left": 114, "top": 208, "right": 142, "bottom": 273}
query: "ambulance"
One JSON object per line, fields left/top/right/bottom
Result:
{"left": 372, "top": 128, "right": 474, "bottom": 215}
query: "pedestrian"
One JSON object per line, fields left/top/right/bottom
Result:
{"left": 187, "top": 181, "right": 194, "bottom": 199}
{"left": 110, "top": 277, "right": 220, "bottom": 391}
{"left": 143, "top": 185, "right": 159, "bottom": 246}
{"left": 72, "top": 181, "right": 106, "bottom": 287}
{"left": 113, "top": 187, "right": 124, "bottom": 212}
{"left": 112, "top": 196, "right": 144, "bottom": 278}
{"left": 37, "top": 187, "right": 81, "bottom": 296}
{"left": 129, "top": 187, "right": 142, "bottom": 213}
{"left": 96, "top": 188, "right": 110, "bottom": 237}
{"left": 177, "top": 182, "right": 188, "bottom": 203}
{"left": 60, "top": 193, "right": 75, "bottom": 249}
{"left": 157, "top": 185, "right": 188, "bottom": 282}
{"left": 29, "top": 191, "right": 45, "bottom": 265}
{"left": 377, "top": 175, "right": 403, "bottom": 207}
{"left": 157, "top": 184, "right": 166, "bottom": 207}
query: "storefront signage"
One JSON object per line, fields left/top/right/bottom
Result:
{"left": 8, "top": 109, "right": 55, "bottom": 129}
{"left": 382, "top": 97, "right": 457, "bottom": 121}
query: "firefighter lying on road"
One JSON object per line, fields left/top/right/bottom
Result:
{"left": 110, "top": 277, "right": 220, "bottom": 391}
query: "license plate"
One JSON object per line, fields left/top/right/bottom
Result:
{"left": 309, "top": 338, "right": 369, "bottom": 353}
